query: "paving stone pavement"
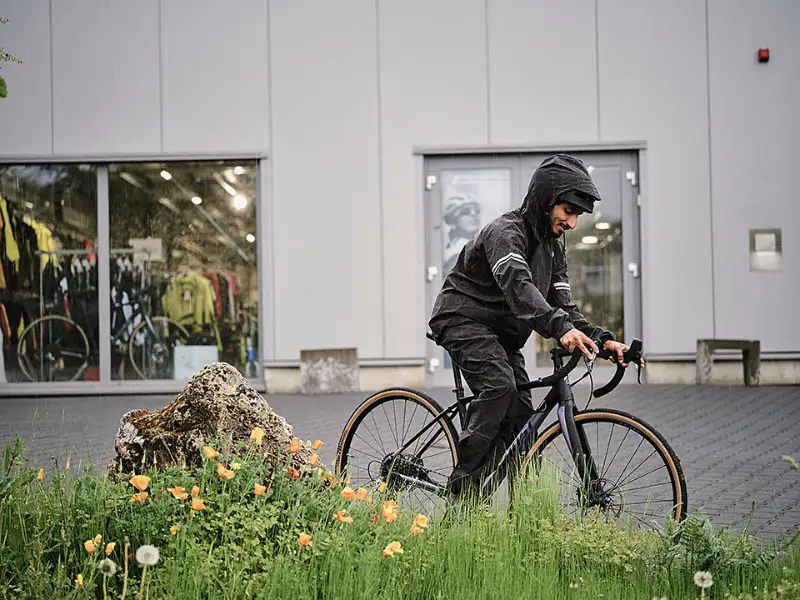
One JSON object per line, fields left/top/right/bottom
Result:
{"left": 1, "top": 382, "right": 798, "bottom": 545}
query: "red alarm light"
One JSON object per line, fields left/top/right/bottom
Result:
{"left": 758, "top": 48, "right": 770, "bottom": 63}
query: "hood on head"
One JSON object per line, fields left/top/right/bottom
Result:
{"left": 520, "top": 154, "right": 602, "bottom": 237}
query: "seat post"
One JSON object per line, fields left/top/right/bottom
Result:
{"left": 451, "top": 357, "right": 465, "bottom": 401}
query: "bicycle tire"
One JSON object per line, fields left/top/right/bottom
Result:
{"left": 336, "top": 387, "right": 459, "bottom": 514}
{"left": 128, "top": 317, "right": 191, "bottom": 380}
{"left": 523, "top": 408, "right": 687, "bottom": 525}
{"left": 16, "top": 315, "right": 91, "bottom": 383}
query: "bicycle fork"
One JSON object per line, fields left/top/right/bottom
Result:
{"left": 555, "top": 378, "right": 602, "bottom": 510}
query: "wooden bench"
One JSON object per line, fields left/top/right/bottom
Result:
{"left": 696, "top": 339, "right": 761, "bottom": 386}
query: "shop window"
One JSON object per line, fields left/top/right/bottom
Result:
{"left": 108, "top": 161, "right": 259, "bottom": 381}
{"left": 0, "top": 164, "right": 99, "bottom": 383}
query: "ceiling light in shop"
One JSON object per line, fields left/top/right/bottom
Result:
{"left": 191, "top": 196, "right": 202, "bottom": 205}
{"left": 233, "top": 193, "right": 248, "bottom": 210}
{"left": 581, "top": 235, "right": 599, "bottom": 245}
{"left": 158, "top": 197, "right": 179, "bottom": 213}
{"left": 246, "top": 233, "right": 255, "bottom": 243}
{"left": 213, "top": 173, "right": 237, "bottom": 196}
{"left": 234, "top": 166, "right": 246, "bottom": 176}
{"left": 160, "top": 170, "right": 172, "bottom": 181}
{"left": 595, "top": 222, "right": 610, "bottom": 230}
{"left": 120, "top": 172, "right": 140, "bottom": 187}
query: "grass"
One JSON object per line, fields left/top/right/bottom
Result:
{"left": 1, "top": 435, "right": 798, "bottom": 600}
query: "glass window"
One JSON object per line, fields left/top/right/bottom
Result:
{"left": 0, "top": 164, "right": 99, "bottom": 383}
{"left": 108, "top": 161, "right": 259, "bottom": 381}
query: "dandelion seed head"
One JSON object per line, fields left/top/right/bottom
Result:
{"left": 135, "top": 544, "right": 160, "bottom": 566}
{"left": 694, "top": 571, "right": 713, "bottom": 589}
{"left": 97, "top": 558, "right": 118, "bottom": 576}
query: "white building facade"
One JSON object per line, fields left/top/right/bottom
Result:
{"left": 0, "top": 0, "right": 797, "bottom": 396}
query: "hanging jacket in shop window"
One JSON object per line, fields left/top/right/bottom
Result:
{"left": 161, "top": 271, "right": 216, "bottom": 331}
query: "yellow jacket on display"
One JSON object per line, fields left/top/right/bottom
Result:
{"left": 161, "top": 271, "right": 216, "bottom": 330}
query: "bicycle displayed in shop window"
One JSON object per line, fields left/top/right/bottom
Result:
{"left": 16, "top": 284, "right": 190, "bottom": 383}
{"left": 335, "top": 332, "right": 687, "bottom": 529}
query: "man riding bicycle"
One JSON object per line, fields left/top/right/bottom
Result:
{"left": 428, "top": 154, "right": 641, "bottom": 496}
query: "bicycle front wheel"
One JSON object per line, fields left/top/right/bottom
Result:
{"left": 336, "top": 387, "right": 459, "bottom": 519}
{"left": 128, "top": 317, "right": 191, "bottom": 380}
{"left": 523, "top": 408, "right": 687, "bottom": 529}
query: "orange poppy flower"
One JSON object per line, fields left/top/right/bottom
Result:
{"left": 382, "top": 541, "right": 403, "bottom": 558}
{"left": 298, "top": 532, "right": 312, "bottom": 547}
{"left": 130, "top": 491, "right": 148, "bottom": 505}
{"left": 355, "top": 488, "right": 368, "bottom": 501}
{"left": 84, "top": 540, "right": 96, "bottom": 554}
{"left": 288, "top": 439, "right": 302, "bottom": 454}
{"left": 311, "top": 440, "right": 324, "bottom": 451}
{"left": 37, "top": 468, "right": 43, "bottom": 481}
{"left": 308, "top": 453, "right": 319, "bottom": 466}
{"left": 93, "top": 534, "right": 102, "bottom": 544}
{"left": 340, "top": 486, "right": 356, "bottom": 499}
{"left": 412, "top": 514, "right": 429, "bottom": 529}
{"left": 191, "top": 498, "right": 206, "bottom": 511}
{"left": 250, "top": 427, "right": 265, "bottom": 445}
{"left": 170, "top": 525, "right": 179, "bottom": 535}
{"left": 382, "top": 500, "right": 398, "bottom": 523}
{"left": 191, "top": 485, "right": 200, "bottom": 498}
{"left": 202, "top": 446, "right": 219, "bottom": 459}
{"left": 129, "top": 475, "right": 150, "bottom": 491}
{"left": 217, "top": 463, "right": 235, "bottom": 479}
{"left": 167, "top": 486, "right": 189, "bottom": 500}
{"left": 254, "top": 483, "right": 267, "bottom": 496}
{"left": 336, "top": 510, "right": 354, "bottom": 523}
{"left": 105, "top": 542, "right": 116, "bottom": 555}
{"left": 378, "top": 481, "right": 387, "bottom": 493}
{"left": 287, "top": 467, "right": 300, "bottom": 480}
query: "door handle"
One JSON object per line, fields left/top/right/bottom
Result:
{"left": 627, "top": 262, "right": 640, "bottom": 279}
{"left": 426, "top": 265, "right": 439, "bottom": 282}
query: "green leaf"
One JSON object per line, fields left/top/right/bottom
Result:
{"left": 0, "top": 75, "right": 7, "bottom": 98}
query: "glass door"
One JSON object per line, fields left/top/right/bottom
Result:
{"left": 424, "top": 155, "right": 521, "bottom": 389}
{"left": 518, "top": 152, "right": 640, "bottom": 378}
{"left": 424, "top": 150, "right": 641, "bottom": 388}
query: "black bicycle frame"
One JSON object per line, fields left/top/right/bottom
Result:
{"left": 385, "top": 348, "right": 599, "bottom": 499}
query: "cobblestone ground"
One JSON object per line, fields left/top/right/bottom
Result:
{"left": 1, "top": 383, "right": 798, "bottom": 545}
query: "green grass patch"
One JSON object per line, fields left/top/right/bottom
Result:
{"left": 1, "top": 437, "right": 798, "bottom": 600}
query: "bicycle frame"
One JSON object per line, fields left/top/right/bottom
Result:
{"left": 383, "top": 342, "right": 641, "bottom": 500}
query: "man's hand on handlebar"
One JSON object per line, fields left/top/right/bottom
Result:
{"left": 559, "top": 329, "right": 599, "bottom": 361}
{"left": 602, "top": 340, "right": 646, "bottom": 369}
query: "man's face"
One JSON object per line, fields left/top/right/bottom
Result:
{"left": 550, "top": 202, "right": 583, "bottom": 236}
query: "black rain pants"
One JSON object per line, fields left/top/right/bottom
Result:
{"left": 435, "top": 316, "right": 536, "bottom": 493}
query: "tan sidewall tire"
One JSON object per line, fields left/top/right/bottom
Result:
{"left": 128, "top": 317, "right": 190, "bottom": 381}
{"left": 522, "top": 409, "right": 686, "bottom": 522}
{"left": 335, "top": 387, "right": 459, "bottom": 480}
{"left": 16, "top": 315, "right": 90, "bottom": 383}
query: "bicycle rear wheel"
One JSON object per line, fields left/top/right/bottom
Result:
{"left": 336, "top": 387, "right": 459, "bottom": 519}
{"left": 17, "top": 315, "right": 91, "bottom": 382}
{"left": 523, "top": 408, "right": 687, "bottom": 529}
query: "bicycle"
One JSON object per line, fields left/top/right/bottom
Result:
{"left": 335, "top": 332, "right": 687, "bottom": 529}
{"left": 16, "top": 285, "right": 190, "bottom": 382}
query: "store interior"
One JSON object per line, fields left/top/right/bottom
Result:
{"left": 0, "top": 160, "right": 260, "bottom": 384}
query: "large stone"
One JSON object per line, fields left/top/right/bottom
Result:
{"left": 107, "top": 362, "right": 317, "bottom": 478}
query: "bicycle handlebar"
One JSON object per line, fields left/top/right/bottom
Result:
{"left": 592, "top": 338, "right": 643, "bottom": 398}
{"left": 519, "top": 337, "right": 644, "bottom": 395}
